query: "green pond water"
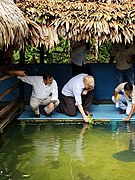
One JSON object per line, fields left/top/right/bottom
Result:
{"left": 0, "top": 122, "right": 135, "bottom": 180}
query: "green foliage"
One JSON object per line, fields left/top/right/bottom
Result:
{"left": 87, "top": 40, "right": 112, "bottom": 63}
{"left": 87, "top": 114, "right": 94, "bottom": 124}
{"left": 25, "top": 46, "right": 40, "bottom": 64}
{"left": 98, "top": 43, "right": 111, "bottom": 63}
{"left": 13, "top": 46, "right": 40, "bottom": 64}
{"left": 13, "top": 38, "right": 112, "bottom": 64}
{"left": 13, "top": 50, "right": 20, "bottom": 64}
{"left": 45, "top": 37, "right": 69, "bottom": 64}
{"left": 13, "top": 38, "right": 68, "bottom": 64}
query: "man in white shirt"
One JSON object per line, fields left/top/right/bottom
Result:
{"left": 112, "top": 82, "right": 135, "bottom": 121}
{"left": 18, "top": 73, "right": 59, "bottom": 118}
{"left": 2, "top": 69, "right": 59, "bottom": 118}
{"left": 57, "top": 73, "right": 95, "bottom": 123}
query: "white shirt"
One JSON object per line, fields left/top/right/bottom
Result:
{"left": 18, "top": 76, "right": 58, "bottom": 100}
{"left": 62, "top": 73, "right": 87, "bottom": 106}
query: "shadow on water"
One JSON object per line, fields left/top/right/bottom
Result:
{"left": 50, "top": 160, "right": 60, "bottom": 169}
{"left": 78, "top": 172, "right": 93, "bottom": 180}
{"left": 112, "top": 122, "right": 135, "bottom": 162}
{"left": 0, "top": 124, "right": 34, "bottom": 179}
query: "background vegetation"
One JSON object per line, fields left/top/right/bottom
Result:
{"left": 13, "top": 38, "right": 112, "bottom": 64}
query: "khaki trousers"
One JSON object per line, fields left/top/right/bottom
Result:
{"left": 30, "top": 96, "right": 59, "bottom": 114}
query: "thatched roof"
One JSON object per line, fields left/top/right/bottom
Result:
{"left": 16, "top": 0, "right": 135, "bottom": 49}
{"left": 0, "top": 0, "right": 28, "bottom": 50}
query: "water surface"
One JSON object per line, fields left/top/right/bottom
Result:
{"left": 0, "top": 122, "right": 135, "bottom": 180}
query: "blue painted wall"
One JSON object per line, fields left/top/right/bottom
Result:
{"left": 1, "top": 64, "right": 118, "bottom": 102}
{"left": 20, "top": 63, "right": 117, "bottom": 101}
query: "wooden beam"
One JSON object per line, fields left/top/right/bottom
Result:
{"left": 0, "top": 74, "right": 14, "bottom": 82}
{"left": 0, "top": 104, "right": 19, "bottom": 134}
{"left": 0, "top": 83, "right": 19, "bottom": 101}
{"left": 40, "top": 44, "right": 44, "bottom": 64}
{"left": 0, "top": 98, "right": 19, "bottom": 117}
{"left": 18, "top": 81, "right": 25, "bottom": 113}
{"left": 20, "top": 49, "right": 25, "bottom": 66}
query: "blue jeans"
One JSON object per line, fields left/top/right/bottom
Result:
{"left": 112, "top": 94, "right": 132, "bottom": 115}
{"left": 116, "top": 67, "right": 134, "bottom": 84}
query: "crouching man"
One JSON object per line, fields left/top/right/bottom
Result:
{"left": 112, "top": 82, "right": 135, "bottom": 121}
{"left": 57, "top": 73, "right": 95, "bottom": 123}
{"left": 19, "top": 72, "right": 59, "bottom": 118}
{"left": 1, "top": 68, "right": 59, "bottom": 118}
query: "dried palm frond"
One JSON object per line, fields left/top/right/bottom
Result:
{"left": 0, "top": 0, "right": 28, "bottom": 50}
{"left": 16, "top": 0, "right": 135, "bottom": 49}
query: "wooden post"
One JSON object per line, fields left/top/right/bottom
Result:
{"left": 94, "top": 35, "right": 99, "bottom": 59}
{"left": 19, "top": 49, "right": 25, "bottom": 113}
{"left": 19, "top": 49, "right": 25, "bottom": 68}
{"left": 40, "top": 44, "right": 44, "bottom": 64}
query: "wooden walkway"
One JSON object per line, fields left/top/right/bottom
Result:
{"left": 17, "top": 104, "right": 135, "bottom": 123}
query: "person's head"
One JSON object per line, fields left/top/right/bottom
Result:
{"left": 83, "top": 75, "right": 95, "bottom": 90}
{"left": 124, "top": 82, "right": 133, "bottom": 96}
{"left": 43, "top": 73, "right": 53, "bottom": 85}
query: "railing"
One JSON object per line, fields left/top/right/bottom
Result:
{"left": 0, "top": 73, "right": 24, "bottom": 134}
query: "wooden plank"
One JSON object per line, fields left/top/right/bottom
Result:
{"left": 0, "top": 74, "right": 14, "bottom": 82}
{"left": 0, "top": 83, "right": 19, "bottom": 101}
{"left": 18, "top": 119, "right": 84, "bottom": 123}
{"left": 0, "top": 105, "right": 19, "bottom": 134}
{"left": 17, "top": 118, "right": 111, "bottom": 123}
{"left": 0, "top": 98, "right": 19, "bottom": 117}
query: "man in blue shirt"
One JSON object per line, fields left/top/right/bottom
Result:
{"left": 58, "top": 73, "right": 95, "bottom": 123}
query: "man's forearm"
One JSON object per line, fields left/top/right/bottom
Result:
{"left": 78, "top": 104, "right": 86, "bottom": 117}
{"left": 128, "top": 106, "right": 135, "bottom": 119}
{"left": 0, "top": 67, "right": 26, "bottom": 77}
{"left": 0, "top": 66, "right": 15, "bottom": 75}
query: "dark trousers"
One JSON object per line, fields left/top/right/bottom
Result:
{"left": 59, "top": 90, "right": 94, "bottom": 116}
{"left": 71, "top": 62, "right": 90, "bottom": 77}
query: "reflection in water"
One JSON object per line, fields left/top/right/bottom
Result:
{"left": 112, "top": 122, "right": 135, "bottom": 162}
{"left": 1, "top": 122, "right": 135, "bottom": 179}
{"left": 70, "top": 124, "right": 89, "bottom": 180}
{"left": 0, "top": 123, "right": 90, "bottom": 180}
{"left": 74, "top": 124, "right": 89, "bottom": 162}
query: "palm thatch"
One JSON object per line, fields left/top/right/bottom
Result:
{"left": 0, "top": 0, "right": 28, "bottom": 50}
{"left": 16, "top": 0, "right": 135, "bottom": 49}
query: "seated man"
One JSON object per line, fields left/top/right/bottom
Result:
{"left": 112, "top": 82, "right": 135, "bottom": 121}
{"left": 58, "top": 73, "right": 95, "bottom": 123}
{"left": 1, "top": 68, "right": 59, "bottom": 118}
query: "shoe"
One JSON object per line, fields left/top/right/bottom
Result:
{"left": 44, "top": 110, "right": 52, "bottom": 117}
{"left": 39, "top": 105, "right": 45, "bottom": 115}
{"left": 39, "top": 105, "right": 52, "bottom": 117}
{"left": 35, "top": 114, "right": 40, "bottom": 118}
{"left": 119, "top": 110, "right": 126, "bottom": 114}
